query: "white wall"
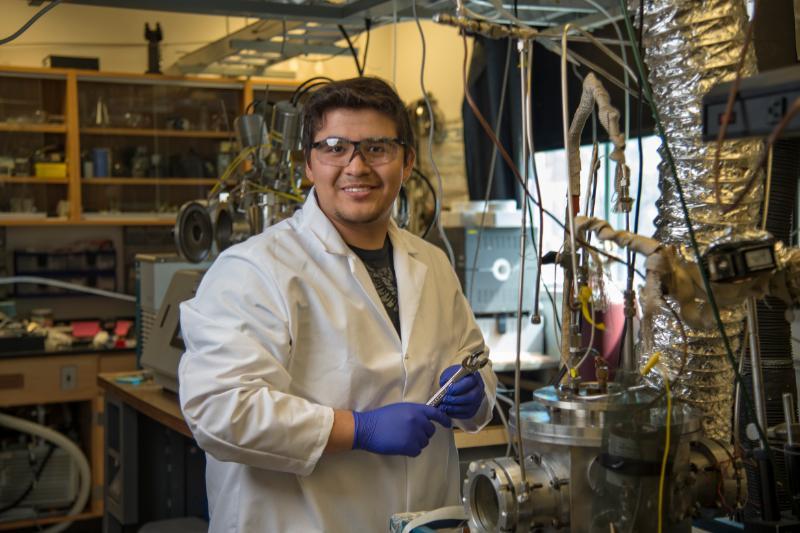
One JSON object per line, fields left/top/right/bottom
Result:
{"left": 0, "top": 3, "right": 250, "bottom": 77}
{"left": 0, "top": 2, "right": 471, "bottom": 121}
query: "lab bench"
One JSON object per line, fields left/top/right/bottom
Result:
{"left": 98, "top": 373, "right": 205, "bottom": 533}
{"left": 0, "top": 349, "right": 136, "bottom": 531}
{"left": 97, "top": 371, "right": 509, "bottom": 532}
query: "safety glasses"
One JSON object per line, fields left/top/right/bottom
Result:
{"left": 311, "top": 136, "right": 405, "bottom": 167}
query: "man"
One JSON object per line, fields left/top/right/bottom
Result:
{"left": 178, "top": 77, "right": 497, "bottom": 532}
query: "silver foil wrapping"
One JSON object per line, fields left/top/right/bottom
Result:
{"left": 639, "top": 0, "right": 763, "bottom": 441}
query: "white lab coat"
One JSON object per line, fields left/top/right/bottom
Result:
{"left": 178, "top": 191, "right": 497, "bottom": 533}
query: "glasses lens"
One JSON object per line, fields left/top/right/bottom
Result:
{"left": 314, "top": 138, "right": 353, "bottom": 165}
{"left": 360, "top": 140, "right": 398, "bottom": 165}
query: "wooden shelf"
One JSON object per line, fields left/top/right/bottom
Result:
{"left": 0, "top": 123, "right": 66, "bottom": 134}
{"left": 81, "top": 127, "right": 231, "bottom": 139}
{"left": 0, "top": 217, "right": 69, "bottom": 226}
{"left": 0, "top": 176, "right": 68, "bottom": 184}
{"left": 80, "top": 216, "right": 176, "bottom": 226}
{"left": 0, "top": 510, "right": 102, "bottom": 531}
{"left": 82, "top": 177, "right": 217, "bottom": 186}
{"left": 0, "top": 217, "right": 176, "bottom": 226}
{"left": 454, "top": 425, "right": 508, "bottom": 449}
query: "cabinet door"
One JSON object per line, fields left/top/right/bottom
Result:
{"left": 77, "top": 78, "right": 243, "bottom": 222}
{"left": 0, "top": 73, "right": 70, "bottom": 222}
{"left": 0, "top": 354, "right": 97, "bottom": 406}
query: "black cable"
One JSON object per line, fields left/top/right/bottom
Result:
{"left": 413, "top": 168, "right": 438, "bottom": 239}
{"left": 280, "top": 19, "right": 287, "bottom": 59}
{"left": 617, "top": 0, "right": 646, "bottom": 368}
{"left": 633, "top": 0, "right": 645, "bottom": 236}
{"left": 338, "top": 25, "right": 363, "bottom": 76}
{"left": 291, "top": 81, "right": 331, "bottom": 105}
{"left": 0, "top": 443, "right": 57, "bottom": 514}
{"left": 361, "top": 19, "right": 372, "bottom": 74}
{"left": 290, "top": 76, "right": 334, "bottom": 102}
{"left": 0, "top": 0, "right": 63, "bottom": 46}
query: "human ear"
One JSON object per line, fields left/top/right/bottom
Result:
{"left": 305, "top": 161, "right": 316, "bottom": 184}
{"left": 402, "top": 148, "right": 416, "bottom": 183}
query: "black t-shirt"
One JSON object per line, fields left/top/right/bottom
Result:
{"left": 349, "top": 237, "right": 401, "bottom": 337}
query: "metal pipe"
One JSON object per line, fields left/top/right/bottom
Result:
{"left": 784, "top": 392, "right": 797, "bottom": 446}
{"left": 432, "top": 13, "right": 537, "bottom": 40}
{"left": 514, "top": 38, "right": 530, "bottom": 485}
{"left": 747, "top": 297, "right": 768, "bottom": 446}
{"left": 754, "top": 448, "right": 782, "bottom": 521}
{"left": 622, "top": 292, "right": 636, "bottom": 372}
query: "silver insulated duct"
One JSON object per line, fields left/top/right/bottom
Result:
{"left": 639, "top": 0, "right": 764, "bottom": 441}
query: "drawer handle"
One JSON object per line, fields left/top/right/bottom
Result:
{"left": 0, "top": 374, "right": 24, "bottom": 390}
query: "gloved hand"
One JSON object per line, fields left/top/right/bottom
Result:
{"left": 352, "top": 403, "right": 451, "bottom": 457}
{"left": 437, "top": 365, "right": 485, "bottom": 419}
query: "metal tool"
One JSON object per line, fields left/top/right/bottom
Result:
{"left": 426, "top": 349, "right": 487, "bottom": 407}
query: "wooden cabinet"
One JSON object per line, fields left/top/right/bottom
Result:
{"left": 0, "top": 66, "right": 298, "bottom": 226}
{"left": 0, "top": 351, "right": 136, "bottom": 531}
{"left": 0, "top": 68, "right": 70, "bottom": 225}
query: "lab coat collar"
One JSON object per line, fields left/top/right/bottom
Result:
{"left": 300, "top": 188, "right": 426, "bottom": 349}
{"left": 300, "top": 187, "right": 421, "bottom": 258}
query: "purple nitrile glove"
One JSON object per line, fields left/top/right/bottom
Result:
{"left": 437, "top": 365, "right": 485, "bottom": 419}
{"left": 352, "top": 402, "right": 451, "bottom": 457}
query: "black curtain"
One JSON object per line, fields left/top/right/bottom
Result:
{"left": 462, "top": 36, "right": 522, "bottom": 203}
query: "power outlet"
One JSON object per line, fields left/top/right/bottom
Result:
{"left": 766, "top": 96, "right": 788, "bottom": 126}
{"left": 60, "top": 365, "right": 77, "bottom": 390}
{"left": 702, "top": 65, "right": 800, "bottom": 140}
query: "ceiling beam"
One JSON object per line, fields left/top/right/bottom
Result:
{"left": 167, "top": 19, "right": 303, "bottom": 75}
{"left": 230, "top": 39, "right": 352, "bottom": 57}
{"left": 63, "top": 0, "right": 374, "bottom": 21}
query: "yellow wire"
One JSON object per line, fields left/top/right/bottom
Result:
{"left": 657, "top": 364, "right": 671, "bottom": 533}
{"left": 641, "top": 352, "right": 661, "bottom": 376}
{"left": 639, "top": 352, "right": 670, "bottom": 533}
{"left": 578, "top": 285, "right": 606, "bottom": 330}
{"left": 250, "top": 185, "right": 304, "bottom": 203}
{"left": 210, "top": 144, "right": 271, "bottom": 196}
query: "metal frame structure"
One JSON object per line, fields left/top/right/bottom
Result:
{"left": 37, "top": 0, "right": 621, "bottom": 76}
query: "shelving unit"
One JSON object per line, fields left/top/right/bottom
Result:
{"left": 81, "top": 127, "right": 232, "bottom": 139}
{"left": 82, "top": 178, "right": 218, "bottom": 186}
{"left": 0, "top": 123, "right": 67, "bottom": 134}
{"left": 0, "top": 176, "right": 68, "bottom": 184}
{"left": 0, "top": 66, "right": 298, "bottom": 226}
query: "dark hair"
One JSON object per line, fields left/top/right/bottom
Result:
{"left": 301, "top": 77, "right": 414, "bottom": 164}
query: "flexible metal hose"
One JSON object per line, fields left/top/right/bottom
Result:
{"left": 639, "top": 0, "right": 763, "bottom": 441}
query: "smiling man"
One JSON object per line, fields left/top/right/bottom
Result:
{"left": 178, "top": 77, "right": 497, "bottom": 532}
